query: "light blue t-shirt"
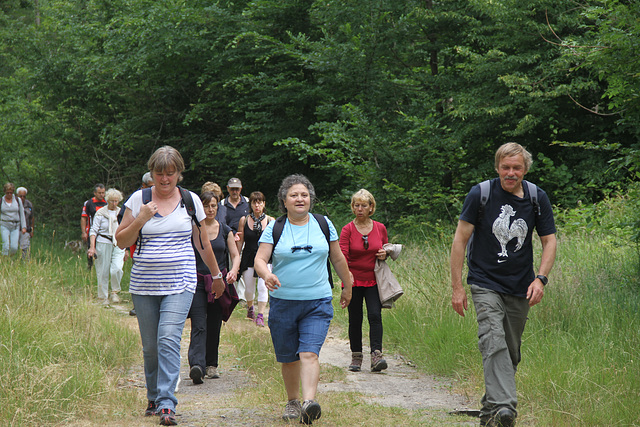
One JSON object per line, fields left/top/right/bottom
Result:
{"left": 259, "top": 214, "right": 338, "bottom": 300}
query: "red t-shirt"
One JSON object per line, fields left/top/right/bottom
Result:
{"left": 339, "top": 220, "right": 388, "bottom": 286}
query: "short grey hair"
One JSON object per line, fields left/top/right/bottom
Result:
{"left": 277, "top": 174, "right": 316, "bottom": 213}
{"left": 16, "top": 187, "right": 28, "bottom": 196}
{"left": 142, "top": 172, "right": 153, "bottom": 185}
{"left": 105, "top": 188, "right": 123, "bottom": 203}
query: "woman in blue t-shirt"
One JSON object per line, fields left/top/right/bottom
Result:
{"left": 254, "top": 174, "right": 353, "bottom": 425}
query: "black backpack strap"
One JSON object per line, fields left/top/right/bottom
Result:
{"left": 271, "top": 215, "right": 287, "bottom": 249}
{"left": 178, "top": 186, "right": 204, "bottom": 250}
{"left": 136, "top": 188, "right": 153, "bottom": 255}
{"left": 310, "top": 213, "right": 334, "bottom": 289}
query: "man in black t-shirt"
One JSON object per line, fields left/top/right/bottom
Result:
{"left": 450, "top": 143, "right": 557, "bottom": 427}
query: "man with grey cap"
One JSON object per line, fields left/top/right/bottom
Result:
{"left": 222, "top": 177, "right": 250, "bottom": 303}
{"left": 16, "top": 187, "right": 34, "bottom": 260}
{"left": 222, "top": 177, "right": 250, "bottom": 233}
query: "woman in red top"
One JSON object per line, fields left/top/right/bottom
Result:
{"left": 339, "top": 189, "right": 389, "bottom": 372}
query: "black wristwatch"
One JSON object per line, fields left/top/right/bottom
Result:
{"left": 536, "top": 275, "right": 548, "bottom": 286}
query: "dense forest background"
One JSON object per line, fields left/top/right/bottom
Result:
{"left": 1, "top": 0, "right": 639, "bottom": 237}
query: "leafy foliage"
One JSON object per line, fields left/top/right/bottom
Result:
{"left": 0, "top": 0, "right": 638, "bottom": 239}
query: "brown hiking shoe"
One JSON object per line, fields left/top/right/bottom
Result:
{"left": 349, "top": 352, "right": 363, "bottom": 372}
{"left": 371, "top": 350, "right": 388, "bottom": 372}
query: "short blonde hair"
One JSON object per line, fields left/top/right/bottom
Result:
{"left": 105, "top": 188, "right": 123, "bottom": 203}
{"left": 495, "top": 142, "right": 533, "bottom": 173}
{"left": 201, "top": 181, "right": 223, "bottom": 199}
{"left": 148, "top": 146, "right": 184, "bottom": 182}
{"left": 351, "top": 189, "right": 376, "bottom": 216}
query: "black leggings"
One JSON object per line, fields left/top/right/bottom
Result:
{"left": 348, "top": 285, "right": 383, "bottom": 353}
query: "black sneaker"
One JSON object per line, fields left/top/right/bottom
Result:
{"left": 144, "top": 400, "right": 158, "bottom": 416}
{"left": 300, "top": 400, "right": 321, "bottom": 425}
{"left": 159, "top": 408, "right": 177, "bottom": 426}
{"left": 189, "top": 365, "right": 204, "bottom": 385}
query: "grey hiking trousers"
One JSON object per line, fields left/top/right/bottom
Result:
{"left": 470, "top": 284, "right": 530, "bottom": 419}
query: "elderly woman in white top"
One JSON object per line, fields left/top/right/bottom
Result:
{"left": 88, "top": 188, "right": 125, "bottom": 304}
{"left": 1, "top": 182, "right": 26, "bottom": 256}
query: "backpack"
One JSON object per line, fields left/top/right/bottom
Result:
{"left": 271, "top": 213, "right": 334, "bottom": 288}
{"left": 136, "top": 186, "right": 202, "bottom": 255}
{"left": 466, "top": 179, "right": 540, "bottom": 262}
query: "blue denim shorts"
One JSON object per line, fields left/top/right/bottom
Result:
{"left": 268, "top": 296, "right": 333, "bottom": 363}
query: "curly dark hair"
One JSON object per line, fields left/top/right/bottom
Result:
{"left": 277, "top": 174, "right": 316, "bottom": 213}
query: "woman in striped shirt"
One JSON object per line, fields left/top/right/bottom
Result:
{"left": 116, "top": 146, "right": 224, "bottom": 426}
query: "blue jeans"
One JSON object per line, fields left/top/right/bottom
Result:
{"left": 1, "top": 224, "right": 20, "bottom": 256}
{"left": 132, "top": 291, "right": 194, "bottom": 411}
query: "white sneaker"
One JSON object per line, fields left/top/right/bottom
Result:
{"left": 110, "top": 293, "right": 120, "bottom": 303}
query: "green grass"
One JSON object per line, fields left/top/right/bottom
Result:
{"left": 4, "top": 193, "right": 640, "bottom": 425}
{"left": 0, "top": 236, "right": 140, "bottom": 425}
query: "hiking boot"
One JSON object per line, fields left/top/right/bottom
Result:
{"left": 159, "top": 408, "right": 177, "bottom": 426}
{"left": 110, "top": 292, "right": 120, "bottom": 303}
{"left": 282, "top": 399, "right": 302, "bottom": 421}
{"left": 145, "top": 400, "right": 158, "bottom": 416}
{"left": 246, "top": 305, "right": 255, "bottom": 320}
{"left": 206, "top": 366, "right": 219, "bottom": 379}
{"left": 349, "top": 352, "right": 363, "bottom": 372}
{"left": 189, "top": 365, "right": 204, "bottom": 385}
{"left": 255, "top": 313, "right": 265, "bottom": 327}
{"left": 371, "top": 350, "right": 388, "bottom": 372}
{"left": 480, "top": 407, "right": 516, "bottom": 427}
{"left": 300, "top": 400, "right": 321, "bottom": 425}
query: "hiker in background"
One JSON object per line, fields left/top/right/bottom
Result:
{"left": 1, "top": 182, "right": 26, "bottom": 256}
{"left": 339, "top": 189, "right": 389, "bottom": 373}
{"left": 254, "top": 174, "right": 353, "bottom": 425}
{"left": 16, "top": 187, "right": 34, "bottom": 260}
{"left": 88, "top": 188, "right": 125, "bottom": 305}
{"left": 236, "top": 191, "right": 274, "bottom": 326}
{"left": 221, "top": 177, "right": 250, "bottom": 233}
{"left": 201, "top": 181, "right": 227, "bottom": 225}
{"left": 116, "top": 146, "right": 224, "bottom": 426}
{"left": 450, "top": 142, "right": 557, "bottom": 427}
{"left": 221, "top": 177, "right": 250, "bottom": 301}
{"left": 81, "top": 183, "right": 107, "bottom": 270}
{"left": 187, "top": 192, "right": 240, "bottom": 384}
{"left": 80, "top": 183, "right": 106, "bottom": 246}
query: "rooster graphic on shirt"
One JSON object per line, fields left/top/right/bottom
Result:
{"left": 492, "top": 204, "right": 527, "bottom": 258}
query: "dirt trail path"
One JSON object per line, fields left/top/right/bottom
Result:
{"left": 115, "top": 305, "right": 478, "bottom": 426}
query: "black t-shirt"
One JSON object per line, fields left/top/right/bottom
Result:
{"left": 459, "top": 178, "right": 556, "bottom": 297}
{"left": 194, "top": 220, "right": 232, "bottom": 275}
